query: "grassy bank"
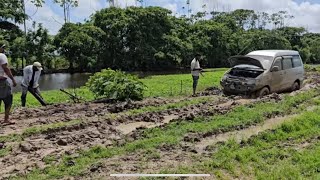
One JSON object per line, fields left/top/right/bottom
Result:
{"left": 1, "top": 69, "right": 226, "bottom": 110}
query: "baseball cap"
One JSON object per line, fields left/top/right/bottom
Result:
{"left": 33, "top": 62, "right": 43, "bottom": 71}
{"left": 0, "top": 44, "right": 5, "bottom": 49}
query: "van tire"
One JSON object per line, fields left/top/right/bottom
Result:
{"left": 223, "top": 90, "right": 232, "bottom": 96}
{"left": 257, "top": 87, "right": 270, "bottom": 98}
{"left": 291, "top": 81, "right": 300, "bottom": 91}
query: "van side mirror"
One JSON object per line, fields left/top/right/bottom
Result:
{"left": 271, "top": 66, "right": 280, "bottom": 72}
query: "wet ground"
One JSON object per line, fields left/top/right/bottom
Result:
{"left": 0, "top": 72, "right": 320, "bottom": 179}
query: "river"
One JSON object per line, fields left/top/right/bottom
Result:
{"left": 12, "top": 73, "right": 92, "bottom": 93}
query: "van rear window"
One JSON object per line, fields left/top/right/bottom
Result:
{"left": 293, "top": 56, "right": 302, "bottom": 67}
{"left": 282, "top": 58, "right": 293, "bottom": 70}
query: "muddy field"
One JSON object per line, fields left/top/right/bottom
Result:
{"left": 0, "top": 71, "right": 320, "bottom": 179}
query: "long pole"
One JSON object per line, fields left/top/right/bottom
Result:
{"left": 22, "top": 0, "right": 27, "bottom": 68}
{"left": 187, "top": 0, "right": 190, "bottom": 18}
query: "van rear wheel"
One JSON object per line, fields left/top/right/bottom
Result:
{"left": 257, "top": 87, "right": 270, "bottom": 98}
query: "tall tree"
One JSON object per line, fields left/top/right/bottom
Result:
{"left": 230, "top": 9, "right": 255, "bottom": 29}
{"left": 93, "top": 7, "right": 174, "bottom": 70}
{"left": 53, "top": 0, "right": 79, "bottom": 23}
{"left": 276, "top": 27, "right": 306, "bottom": 50}
{"left": 54, "top": 23, "right": 105, "bottom": 71}
{"left": 25, "top": 22, "right": 52, "bottom": 66}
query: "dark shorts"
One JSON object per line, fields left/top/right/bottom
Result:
{"left": 192, "top": 76, "right": 199, "bottom": 81}
{"left": 0, "top": 79, "right": 13, "bottom": 108}
{"left": 192, "top": 75, "right": 199, "bottom": 88}
{"left": 0, "top": 94, "right": 13, "bottom": 108}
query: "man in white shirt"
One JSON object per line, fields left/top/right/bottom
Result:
{"left": 0, "top": 44, "right": 17, "bottom": 125}
{"left": 190, "top": 53, "right": 203, "bottom": 96}
{"left": 21, "top": 62, "right": 43, "bottom": 107}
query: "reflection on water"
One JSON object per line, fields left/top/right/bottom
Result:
{"left": 12, "top": 73, "right": 92, "bottom": 93}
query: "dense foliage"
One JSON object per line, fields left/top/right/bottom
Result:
{"left": 1, "top": 1, "right": 320, "bottom": 71}
{"left": 86, "top": 69, "right": 145, "bottom": 100}
{"left": 54, "top": 23, "right": 105, "bottom": 71}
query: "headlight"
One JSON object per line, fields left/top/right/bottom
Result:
{"left": 246, "top": 79, "right": 256, "bottom": 85}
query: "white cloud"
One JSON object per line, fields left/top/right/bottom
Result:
{"left": 71, "top": 0, "right": 105, "bottom": 22}
{"left": 22, "top": 0, "right": 320, "bottom": 34}
{"left": 23, "top": 1, "right": 64, "bottom": 35}
{"left": 116, "top": 0, "right": 137, "bottom": 7}
{"left": 164, "top": 3, "right": 178, "bottom": 15}
{"left": 188, "top": 0, "right": 320, "bottom": 32}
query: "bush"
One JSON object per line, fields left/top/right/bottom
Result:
{"left": 86, "top": 69, "right": 145, "bottom": 101}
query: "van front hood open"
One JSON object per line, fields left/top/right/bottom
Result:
{"left": 228, "top": 55, "right": 265, "bottom": 69}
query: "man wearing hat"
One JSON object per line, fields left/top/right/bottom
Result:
{"left": 0, "top": 43, "right": 17, "bottom": 125}
{"left": 190, "top": 53, "right": 204, "bottom": 96}
{"left": 21, "top": 62, "right": 44, "bottom": 107}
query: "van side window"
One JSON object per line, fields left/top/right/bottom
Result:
{"left": 273, "top": 59, "right": 282, "bottom": 70}
{"left": 282, "top": 58, "right": 293, "bottom": 70}
{"left": 293, "top": 56, "right": 303, "bottom": 67}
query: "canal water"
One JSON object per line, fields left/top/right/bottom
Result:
{"left": 11, "top": 73, "right": 92, "bottom": 93}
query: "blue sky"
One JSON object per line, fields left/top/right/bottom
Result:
{"left": 24, "top": 0, "right": 320, "bottom": 34}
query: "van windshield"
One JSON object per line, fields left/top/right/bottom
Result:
{"left": 246, "top": 55, "right": 274, "bottom": 70}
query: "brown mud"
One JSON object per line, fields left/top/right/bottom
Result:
{"left": 0, "top": 72, "right": 320, "bottom": 179}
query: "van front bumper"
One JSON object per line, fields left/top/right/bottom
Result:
{"left": 220, "top": 80, "right": 257, "bottom": 95}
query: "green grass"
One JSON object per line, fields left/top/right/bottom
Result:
{"left": 22, "top": 119, "right": 82, "bottom": 137}
{"left": 1, "top": 68, "right": 226, "bottom": 111}
{"left": 141, "top": 68, "right": 227, "bottom": 97}
{"left": 0, "top": 146, "right": 12, "bottom": 158}
{"left": 11, "top": 88, "right": 94, "bottom": 109}
{"left": 15, "top": 90, "right": 319, "bottom": 180}
{"left": 168, "top": 108, "right": 320, "bottom": 179}
{"left": 125, "top": 96, "right": 217, "bottom": 115}
{"left": 0, "top": 119, "right": 82, "bottom": 143}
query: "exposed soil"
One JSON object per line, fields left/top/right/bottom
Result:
{"left": 0, "top": 96, "right": 201, "bottom": 137}
{"left": 79, "top": 104, "right": 318, "bottom": 180}
{"left": 0, "top": 71, "right": 320, "bottom": 179}
{"left": 76, "top": 149, "right": 209, "bottom": 180}
{"left": 0, "top": 95, "right": 217, "bottom": 177}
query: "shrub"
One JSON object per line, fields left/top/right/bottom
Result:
{"left": 86, "top": 69, "right": 145, "bottom": 101}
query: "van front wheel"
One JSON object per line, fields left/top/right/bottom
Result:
{"left": 291, "top": 82, "right": 300, "bottom": 92}
{"left": 257, "top": 87, "right": 270, "bottom": 98}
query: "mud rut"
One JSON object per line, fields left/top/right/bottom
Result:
{"left": 83, "top": 99, "right": 319, "bottom": 179}
{"left": 0, "top": 73, "right": 319, "bottom": 179}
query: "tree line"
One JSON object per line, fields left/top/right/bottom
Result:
{"left": 1, "top": 1, "right": 320, "bottom": 72}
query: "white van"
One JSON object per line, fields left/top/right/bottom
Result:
{"left": 220, "top": 50, "right": 305, "bottom": 97}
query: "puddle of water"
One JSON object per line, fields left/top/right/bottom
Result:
{"left": 115, "top": 122, "right": 154, "bottom": 135}
{"left": 163, "top": 115, "right": 180, "bottom": 124}
{"left": 195, "top": 114, "right": 298, "bottom": 152}
{"left": 218, "top": 99, "right": 252, "bottom": 108}
{"left": 115, "top": 115, "right": 179, "bottom": 135}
